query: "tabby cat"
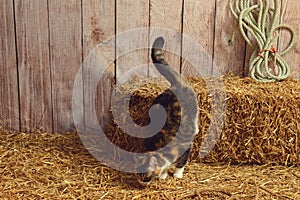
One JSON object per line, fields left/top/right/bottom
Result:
{"left": 137, "top": 37, "right": 199, "bottom": 184}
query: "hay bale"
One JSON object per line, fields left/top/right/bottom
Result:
{"left": 107, "top": 76, "right": 300, "bottom": 166}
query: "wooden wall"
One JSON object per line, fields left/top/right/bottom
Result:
{"left": 1, "top": 0, "right": 299, "bottom": 133}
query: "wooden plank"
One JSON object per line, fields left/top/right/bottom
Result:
{"left": 48, "top": 0, "right": 82, "bottom": 132}
{"left": 116, "top": 0, "right": 149, "bottom": 81}
{"left": 182, "top": 0, "right": 215, "bottom": 77}
{"left": 213, "top": 0, "right": 246, "bottom": 76}
{"left": 15, "top": 0, "right": 52, "bottom": 132}
{"left": 279, "top": 0, "right": 300, "bottom": 78}
{"left": 82, "top": 0, "right": 115, "bottom": 129}
{"left": 149, "top": 0, "right": 183, "bottom": 74}
{"left": 82, "top": 0, "right": 115, "bottom": 59}
{"left": 0, "top": 0, "right": 20, "bottom": 132}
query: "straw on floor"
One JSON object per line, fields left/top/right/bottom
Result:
{"left": 0, "top": 131, "right": 299, "bottom": 199}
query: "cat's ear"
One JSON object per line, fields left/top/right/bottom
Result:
{"left": 149, "top": 156, "right": 159, "bottom": 171}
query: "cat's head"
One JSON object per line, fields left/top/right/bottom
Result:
{"left": 136, "top": 155, "right": 165, "bottom": 184}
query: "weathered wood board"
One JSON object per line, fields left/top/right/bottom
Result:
{"left": 149, "top": 0, "right": 183, "bottom": 75}
{"left": 213, "top": 0, "right": 246, "bottom": 76}
{"left": 116, "top": 0, "right": 149, "bottom": 81}
{"left": 48, "top": 0, "right": 82, "bottom": 132}
{"left": 0, "top": 0, "right": 20, "bottom": 132}
{"left": 280, "top": 0, "right": 300, "bottom": 77}
{"left": 182, "top": 0, "right": 216, "bottom": 77}
{"left": 15, "top": 0, "right": 53, "bottom": 132}
{"left": 82, "top": 0, "right": 115, "bottom": 129}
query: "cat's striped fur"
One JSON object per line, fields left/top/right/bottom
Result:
{"left": 137, "top": 37, "right": 199, "bottom": 184}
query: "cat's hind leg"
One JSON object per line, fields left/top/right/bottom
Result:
{"left": 173, "top": 167, "right": 185, "bottom": 179}
{"left": 173, "top": 146, "right": 191, "bottom": 179}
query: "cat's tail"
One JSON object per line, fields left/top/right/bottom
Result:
{"left": 151, "top": 37, "right": 185, "bottom": 87}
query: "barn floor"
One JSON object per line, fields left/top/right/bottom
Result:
{"left": 0, "top": 131, "right": 299, "bottom": 200}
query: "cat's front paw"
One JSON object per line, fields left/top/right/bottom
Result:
{"left": 159, "top": 171, "right": 168, "bottom": 180}
{"left": 173, "top": 167, "right": 184, "bottom": 179}
{"left": 173, "top": 173, "right": 183, "bottom": 179}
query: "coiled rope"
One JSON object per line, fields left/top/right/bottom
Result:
{"left": 229, "top": 0, "right": 295, "bottom": 82}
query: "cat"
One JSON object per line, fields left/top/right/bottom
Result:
{"left": 136, "top": 37, "right": 199, "bottom": 184}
